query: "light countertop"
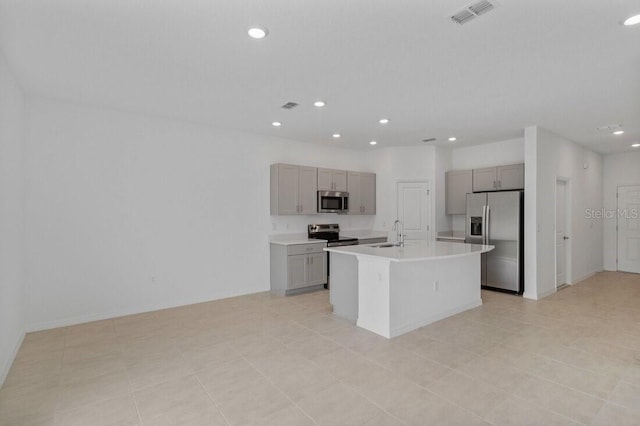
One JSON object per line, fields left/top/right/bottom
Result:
{"left": 325, "top": 240, "right": 493, "bottom": 262}
{"left": 436, "top": 230, "right": 466, "bottom": 241}
{"left": 341, "top": 230, "right": 389, "bottom": 240}
{"left": 269, "top": 234, "right": 327, "bottom": 246}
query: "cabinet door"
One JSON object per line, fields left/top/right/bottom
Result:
{"left": 298, "top": 166, "right": 318, "bottom": 214}
{"left": 317, "top": 168, "right": 334, "bottom": 191}
{"left": 307, "top": 252, "right": 327, "bottom": 286}
{"left": 333, "top": 170, "right": 348, "bottom": 192}
{"left": 277, "top": 164, "right": 300, "bottom": 215}
{"left": 472, "top": 167, "right": 497, "bottom": 192}
{"left": 287, "top": 255, "right": 308, "bottom": 290}
{"left": 347, "top": 172, "right": 362, "bottom": 215}
{"left": 446, "top": 170, "right": 473, "bottom": 214}
{"left": 497, "top": 164, "right": 524, "bottom": 190}
{"left": 360, "top": 173, "right": 376, "bottom": 214}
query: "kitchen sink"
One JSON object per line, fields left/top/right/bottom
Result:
{"left": 371, "top": 243, "right": 403, "bottom": 248}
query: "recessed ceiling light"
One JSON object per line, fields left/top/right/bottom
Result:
{"left": 314, "top": 101, "right": 326, "bottom": 107}
{"left": 632, "top": 143, "right": 640, "bottom": 148}
{"left": 623, "top": 14, "right": 640, "bottom": 26}
{"left": 332, "top": 133, "right": 341, "bottom": 138}
{"left": 248, "top": 27, "right": 268, "bottom": 39}
{"left": 613, "top": 130, "right": 625, "bottom": 135}
{"left": 379, "top": 118, "right": 389, "bottom": 124}
{"left": 369, "top": 141, "right": 377, "bottom": 145}
{"left": 448, "top": 137, "right": 457, "bottom": 142}
{"left": 271, "top": 121, "right": 282, "bottom": 127}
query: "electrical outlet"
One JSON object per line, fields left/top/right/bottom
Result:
{"left": 272, "top": 223, "right": 277, "bottom": 231}
{"left": 433, "top": 280, "right": 439, "bottom": 291}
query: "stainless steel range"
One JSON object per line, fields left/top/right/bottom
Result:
{"left": 308, "top": 224, "right": 358, "bottom": 287}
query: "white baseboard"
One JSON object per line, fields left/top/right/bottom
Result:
{"left": 1, "top": 328, "right": 25, "bottom": 387}
{"left": 26, "top": 286, "right": 268, "bottom": 332}
{"left": 536, "top": 287, "right": 557, "bottom": 299}
{"left": 571, "top": 269, "right": 602, "bottom": 284}
{"left": 389, "top": 299, "right": 483, "bottom": 338}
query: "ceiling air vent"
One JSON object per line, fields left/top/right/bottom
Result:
{"left": 451, "top": 9, "right": 476, "bottom": 25}
{"left": 421, "top": 138, "right": 437, "bottom": 143}
{"left": 451, "top": 0, "right": 496, "bottom": 25}
{"left": 281, "top": 102, "right": 299, "bottom": 110}
{"left": 468, "top": 0, "right": 494, "bottom": 16}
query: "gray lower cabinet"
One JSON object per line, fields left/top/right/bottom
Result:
{"left": 270, "top": 242, "right": 327, "bottom": 295}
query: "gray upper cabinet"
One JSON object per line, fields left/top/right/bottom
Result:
{"left": 347, "top": 172, "right": 376, "bottom": 215}
{"left": 446, "top": 170, "right": 473, "bottom": 215}
{"left": 270, "top": 164, "right": 318, "bottom": 215}
{"left": 317, "top": 168, "right": 347, "bottom": 191}
{"left": 497, "top": 163, "right": 524, "bottom": 190}
{"left": 472, "top": 167, "right": 498, "bottom": 192}
{"left": 360, "top": 173, "right": 376, "bottom": 214}
{"left": 472, "top": 164, "right": 524, "bottom": 192}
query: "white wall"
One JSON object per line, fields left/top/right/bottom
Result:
{"left": 524, "top": 126, "right": 603, "bottom": 300}
{"left": 603, "top": 152, "right": 640, "bottom": 270}
{"left": 369, "top": 145, "right": 437, "bottom": 238}
{"left": 0, "top": 51, "right": 26, "bottom": 385}
{"left": 449, "top": 138, "right": 525, "bottom": 231}
{"left": 23, "top": 98, "right": 374, "bottom": 330}
{"left": 451, "top": 138, "right": 524, "bottom": 170}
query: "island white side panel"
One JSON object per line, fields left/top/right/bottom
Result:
{"left": 329, "top": 252, "right": 359, "bottom": 322}
{"left": 357, "top": 258, "right": 391, "bottom": 338}
{"left": 389, "top": 253, "right": 482, "bottom": 337}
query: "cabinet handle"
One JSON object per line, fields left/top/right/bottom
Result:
{"left": 310, "top": 256, "right": 313, "bottom": 265}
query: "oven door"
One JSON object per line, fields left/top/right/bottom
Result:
{"left": 318, "top": 191, "right": 348, "bottom": 213}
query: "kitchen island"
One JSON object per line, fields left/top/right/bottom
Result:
{"left": 325, "top": 240, "right": 494, "bottom": 338}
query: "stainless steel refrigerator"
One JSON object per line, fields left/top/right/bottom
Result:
{"left": 465, "top": 191, "right": 524, "bottom": 293}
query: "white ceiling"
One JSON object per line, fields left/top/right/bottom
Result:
{"left": 1, "top": 0, "right": 638, "bottom": 153}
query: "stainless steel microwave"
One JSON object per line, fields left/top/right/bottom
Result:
{"left": 317, "top": 191, "right": 349, "bottom": 213}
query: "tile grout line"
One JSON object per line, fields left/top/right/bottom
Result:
{"left": 194, "top": 375, "right": 232, "bottom": 426}
{"left": 241, "top": 355, "right": 320, "bottom": 426}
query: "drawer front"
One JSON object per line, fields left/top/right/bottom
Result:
{"left": 287, "top": 242, "right": 327, "bottom": 255}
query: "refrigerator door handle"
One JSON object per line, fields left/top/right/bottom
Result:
{"left": 485, "top": 205, "right": 490, "bottom": 245}
{"left": 481, "top": 205, "right": 486, "bottom": 245}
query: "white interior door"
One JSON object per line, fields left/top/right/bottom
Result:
{"left": 617, "top": 185, "right": 640, "bottom": 274}
{"left": 397, "top": 181, "right": 431, "bottom": 240}
{"left": 555, "top": 180, "right": 567, "bottom": 287}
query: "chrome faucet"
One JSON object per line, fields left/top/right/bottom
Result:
{"left": 392, "top": 220, "right": 404, "bottom": 246}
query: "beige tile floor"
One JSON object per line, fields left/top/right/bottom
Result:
{"left": 1, "top": 271, "right": 640, "bottom": 425}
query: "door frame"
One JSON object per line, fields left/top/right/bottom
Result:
{"left": 395, "top": 179, "right": 433, "bottom": 241}
{"left": 616, "top": 184, "right": 640, "bottom": 273}
{"left": 555, "top": 176, "right": 572, "bottom": 287}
